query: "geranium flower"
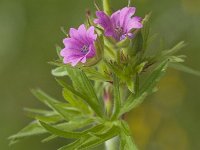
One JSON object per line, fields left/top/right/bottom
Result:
{"left": 94, "top": 7, "right": 143, "bottom": 41}
{"left": 60, "top": 24, "right": 97, "bottom": 66}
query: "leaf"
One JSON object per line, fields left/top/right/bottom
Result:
{"left": 170, "top": 63, "right": 200, "bottom": 77}
{"left": 78, "top": 126, "right": 118, "bottom": 150}
{"left": 56, "top": 77, "right": 100, "bottom": 115}
{"left": 117, "top": 38, "right": 131, "bottom": 48}
{"left": 52, "top": 66, "right": 68, "bottom": 77}
{"left": 126, "top": 78, "right": 134, "bottom": 93}
{"left": 119, "top": 121, "right": 138, "bottom": 150}
{"left": 133, "top": 31, "right": 143, "bottom": 54}
{"left": 56, "top": 45, "right": 62, "bottom": 59}
{"left": 120, "top": 132, "right": 138, "bottom": 150}
{"left": 111, "top": 74, "right": 121, "bottom": 120}
{"left": 42, "top": 118, "right": 94, "bottom": 143}
{"left": 83, "top": 68, "right": 110, "bottom": 81}
{"left": 40, "top": 121, "right": 83, "bottom": 139}
{"left": 29, "top": 114, "right": 63, "bottom": 124}
{"left": 168, "top": 56, "right": 185, "bottom": 63}
{"left": 31, "top": 89, "right": 59, "bottom": 108}
{"left": 141, "top": 12, "right": 151, "bottom": 52}
{"left": 119, "top": 93, "right": 147, "bottom": 117}
{"left": 140, "top": 60, "right": 168, "bottom": 94}
{"left": 161, "top": 41, "right": 186, "bottom": 57}
{"left": 9, "top": 119, "right": 93, "bottom": 144}
{"left": 40, "top": 121, "right": 106, "bottom": 140}
{"left": 24, "top": 108, "right": 55, "bottom": 115}
{"left": 58, "top": 125, "right": 119, "bottom": 150}
{"left": 67, "top": 68, "right": 105, "bottom": 118}
{"left": 9, "top": 121, "right": 46, "bottom": 142}
{"left": 119, "top": 60, "right": 168, "bottom": 116}
{"left": 62, "top": 88, "right": 90, "bottom": 114}
{"left": 31, "top": 89, "right": 85, "bottom": 121}
{"left": 104, "top": 60, "right": 125, "bottom": 80}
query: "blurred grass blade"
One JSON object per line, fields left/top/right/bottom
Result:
{"left": 161, "top": 41, "right": 186, "bottom": 58}
{"left": 170, "top": 63, "right": 200, "bottom": 77}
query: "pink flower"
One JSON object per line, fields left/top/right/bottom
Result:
{"left": 94, "top": 7, "right": 143, "bottom": 41}
{"left": 60, "top": 24, "right": 97, "bottom": 66}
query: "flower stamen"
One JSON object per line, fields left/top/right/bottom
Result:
{"left": 81, "top": 45, "right": 89, "bottom": 54}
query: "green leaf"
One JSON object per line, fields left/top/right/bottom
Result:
{"left": 133, "top": 31, "right": 143, "bottom": 54}
{"left": 56, "top": 45, "right": 62, "bottom": 59}
{"left": 40, "top": 121, "right": 83, "bottom": 139}
{"left": 111, "top": 74, "right": 121, "bottom": 120}
{"left": 31, "top": 89, "right": 59, "bottom": 108}
{"left": 168, "top": 56, "right": 185, "bottom": 63}
{"left": 58, "top": 125, "right": 119, "bottom": 150}
{"left": 140, "top": 60, "right": 168, "bottom": 94}
{"left": 141, "top": 12, "right": 151, "bottom": 52}
{"left": 161, "top": 41, "right": 186, "bottom": 57}
{"left": 119, "top": 60, "right": 168, "bottom": 116}
{"left": 62, "top": 88, "right": 90, "bottom": 114}
{"left": 83, "top": 68, "right": 110, "bottom": 82}
{"left": 32, "top": 89, "right": 84, "bottom": 121}
{"left": 78, "top": 126, "right": 118, "bottom": 150}
{"left": 119, "top": 93, "right": 147, "bottom": 117}
{"left": 126, "top": 78, "right": 134, "bottom": 93}
{"left": 42, "top": 118, "right": 94, "bottom": 143}
{"left": 24, "top": 108, "right": 55, "bottom": 115}
{"left": 24, "top": 108, "right": 66, "bottom": 124}
{"left": 52, "top": 66, "right": 68, "bottom": 77}
{"left": 120, "top": 132, "right": 138, "bottom": 150}
{"left": 9, "top": 121, "right": 46, "bottom": 142}
{"left": 170, "top": 63, "right": 200, "bottom": 77}
{"left": 119, "top": 121, "right": 138, "bottom": 150}
{"left": 117, "top": 38, "right": 131, "bottom": 48}
{"left": 104, "top": 60, "right": 125, "bottom": 80}
{"left": 40, "top": 121, "right": 106, "bottom": 140}
{"left": 67, "top": 68, "right": 105, "bottom": 118}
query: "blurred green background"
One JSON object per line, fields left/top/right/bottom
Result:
{"left": 0, "top": 0, "right": 200, "bottom": 150}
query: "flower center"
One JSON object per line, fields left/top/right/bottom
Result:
{"left": 81, "top": 45, "right": 89, "bottom": 54}
{"left": 115, "top": 27, "right": 123, "bottom": 35}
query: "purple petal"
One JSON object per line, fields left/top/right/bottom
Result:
{"left": 63, "top": 38, "right": 82, "bottom": 50}
{"left": 77, "top": 24, "right": 92, "bottom": 45}
{"left": 85, "top": 44, "right": 95, "bottom": 58}
{"left": 63, "top": 55, "right": 82, "bottom": 65}
{"left": 127, "top": 16, "right": 143, "bottom": 31}
{"left": 81, "top": 56, "right": 87, "bottom": 63}
{"left": 87, "top": 26, "right": 97, "bottom": 40}
{"left": 119, "top": 7, "right": 136, "bottom": 31}
{"left": 60, "top": 48, "right": 83, "bottom": 57}
{"left": 94, "top": 11, "right": 114, "bottom": 37}
{"left": 111, "top": 10, "right": 120, "bottom": 28}
{"left": 71, "top": 57, "right": 83, "bottom": 66}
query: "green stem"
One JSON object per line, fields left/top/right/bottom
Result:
{"left": 105, "top": 137, "right": 118, "bottom": 150}
{"left": 103, "top": 0, "right": 112, "bottom": 15}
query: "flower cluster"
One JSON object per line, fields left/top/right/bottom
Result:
{"left": 60, "top": 7, "right": 143, "bottom": 66}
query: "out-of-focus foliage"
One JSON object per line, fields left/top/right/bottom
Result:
{"left": 0, "top": 0, "right": 200, "bottom": 150}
